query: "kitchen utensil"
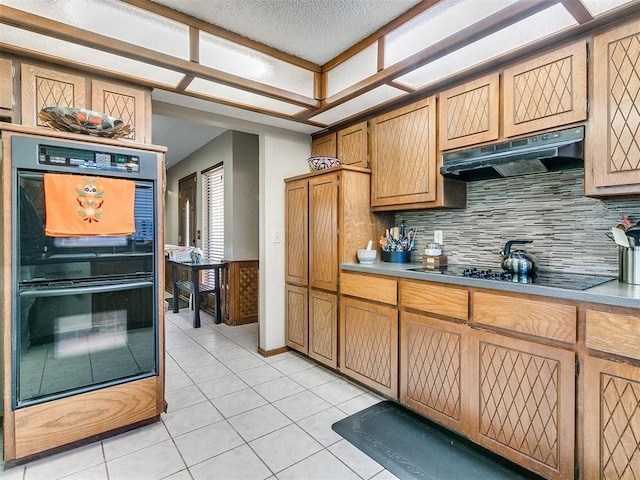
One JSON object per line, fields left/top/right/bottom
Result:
{"left": 622, "top": 214, "right": 633, "bottom": 228}
{"left": 612, "top": 227, "right": 631, "bottom": 248}
{"left": 500, "top": 240, "right": 538, "bottom": 274}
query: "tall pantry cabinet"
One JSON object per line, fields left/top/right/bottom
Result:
{"left": 284, "top": 166, "right": 389, "bottom": 368}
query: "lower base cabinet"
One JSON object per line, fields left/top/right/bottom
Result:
{"left": 285, "top": 283, "right": 308, "bottom": 353}
{"left": 308, "top": 290, "right": 337, "bottom": 368}
{"left": 400, "top": 311, "right": 468, "bottom": 432}
{"left": 469, "top": 329, "right": 575, "bottom": 480}
{"left": 583, "top": 356, "right": 640, "bottom": 480}
{"left": 340, "top": 296, "right": 398, "bottom": 398}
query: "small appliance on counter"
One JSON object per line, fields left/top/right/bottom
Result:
{"left": 423, "top": 242, "right": 447, "bottom": 268}
{"left": 380, "top": 222, "right": 415, "bottom": 263}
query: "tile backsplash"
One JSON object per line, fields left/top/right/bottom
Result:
{"left": 395, "top": 169, "right": 640, "bottom": 276}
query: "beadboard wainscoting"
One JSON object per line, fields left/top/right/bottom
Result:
{"left": 396, "top": 170, "right": 640, "bottom": 276}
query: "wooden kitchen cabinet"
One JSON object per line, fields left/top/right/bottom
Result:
{"left": 400, "top": 310, "right": 469, "bottom": 433}
{"left": 284, "top": 166, "right": 389, "bottom": 366}
{"left": 0, "top": 56, "right": 13, "bottom": 114}
{"left": 21, "top": 63, "right": 86, "bottom": 127}
{"left": 582, "top": 308, "right": 640, "bottom": 479}
{"left": 337, "top": 121, "right": 367, "bottom": 167}
{"left": 285, "top": 283, "right": 308, "bottom": 353}
{"left": 583, "top": 355, "right": 640, "bottom": 479}
{"left": 370, "top": 96, "right": 466, "bottom": 211}
{"left": 92, "top": 79, "right": 152, "bottom": 143}
{"left": 310, "top": 132, "right": 336, "bottom": 157}
{"left": 503, "top": 40, "right": 587, "bottom": 138}
{"left": 439, "top": 73, "right": 499, "bottom": 151}
{"left": 308, "top": 290, "right": 337, "bottom": 368}
{"left": 340, "top": 296, "right": 398, "bottom": 398}
{"left": 468, "top": 328, "right": 575, "bottom": 480}
{"left": 586, "top": 18, "right": 640, "bottom": 196}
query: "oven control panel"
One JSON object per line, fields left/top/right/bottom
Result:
{"left": 39, "top": 144, "right": 140, "bottom": 172}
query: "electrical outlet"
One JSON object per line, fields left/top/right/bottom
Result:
{"left": 434, "top": 230, "right": 443, "bottom": 245}
{"left": 272, "top": 230, "right": 282, "bottom": 244}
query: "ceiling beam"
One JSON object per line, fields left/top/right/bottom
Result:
{"left": 0, "top": 5, "right": 319, "bottom": 110}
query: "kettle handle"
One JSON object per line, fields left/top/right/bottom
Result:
{"left": 504, "top": 240, "right": 533, "bottom": 255}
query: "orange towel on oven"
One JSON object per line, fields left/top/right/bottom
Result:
{"left": 44, "top": 173, "right": 136, "bottom": 236}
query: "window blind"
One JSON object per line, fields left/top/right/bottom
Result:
{"left": 203, "top": 164, "right": 224, "bottom": 265}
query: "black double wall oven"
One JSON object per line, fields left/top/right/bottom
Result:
{"left": 11, "top": 135, "right": 160, "bottom": 409}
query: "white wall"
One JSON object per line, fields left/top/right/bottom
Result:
{"left": 259, "top": 133, "right": 310, "bottom": 352}
{"left": 165, "top": 131, "right": 233, "bottom": 246}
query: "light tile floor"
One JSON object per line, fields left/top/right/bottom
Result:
{"left": 1, "top": 308, "right": 397, "bottom": 480}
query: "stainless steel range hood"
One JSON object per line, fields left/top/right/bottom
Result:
{"left": 440, "top": 126, "right": 584, "bottom": 182}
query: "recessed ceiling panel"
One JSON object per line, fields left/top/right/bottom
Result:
{"left": 187, "top": 78, "right": 307, "bottom": 116}
{"left": 309, "top": 85, "right": 406, "bottom": 125}
{"left": 2, "top": 0, "right": 190, "bottom": 59}
{"left": 395, "top": 4, "right": 577, "bottom": 89}
{"left": 0, "top": 25, "right": 185, "bottom": 86}
{"left": 580, "top": 0, "right": 636, "bottom": 16}
{"left": 199, "top": 31, "right": 315, "bottom": 98}
{"left": 384, "top": 0, "right": 518, "bottom": 67}
{"left": 326, "top": 43, "right": 378, "bottom": 98}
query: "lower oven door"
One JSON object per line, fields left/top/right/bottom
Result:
{"left": 14, "top": 278, "right": 156, "bottom": 408}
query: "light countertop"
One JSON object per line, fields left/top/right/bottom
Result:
{"left": 341, "top": 262, "right": 640, "bottom": 309}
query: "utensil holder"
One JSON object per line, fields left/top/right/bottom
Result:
{"left": 619, "top": 246, "right": 640, "bottom": 284}
{"left": 381, "top": 250, "right": 412, "bottom": 263}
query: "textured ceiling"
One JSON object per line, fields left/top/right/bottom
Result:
{"left": 151, "top": 0, "right": 423, "bottom": 64}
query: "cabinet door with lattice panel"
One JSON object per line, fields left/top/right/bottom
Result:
{"left": 308, "top": 289, "right": 337, "bottom": 368}
{"left": 370, "top": 96, "right": 437, "bottom": 209}
{"left": 339, "top": 296, "right": 398, "bottom": 398}
{"left": 311, "top": 132, "right": 336, "bottom": 158}
{"left": 468, "top": 329, "right": 575, "bottom": 480}
{"left": 21, "top": 64, "right": 86, "bottom": 127}
{"left": 503, "top": 40, "right": 586, "bottom": 138}
{"left": 400, "top": 311, "right": 470, "bottom": 434}
{"left": 285, "top": 178, "right": 308, "bottom": 286}
{"left": 308, "top": 173, "right": 338, "bottom": 292}
{"left": 337, "top": 122, "right": 367, "bottom": 167}
{"left": 285, "top": 283, "right": 308, "bottom": 354}
{"left": 588, "top": 19, "right": 640, "bottom": 193}
{"left": 439, "top": 74, "right": 499, "bottom": 150}
{"left": 92, "top": 80, "right": 151, "bottom": 143}
{"left": 583, "top": 356, "right": 640, "bottom": 480}
{"left": 0, "top": 56, "right": 13, "bottom": 111}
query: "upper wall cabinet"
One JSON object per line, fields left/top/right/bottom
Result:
{"left": 20, "top": 63, "right": 152, "bottom": 143}
{"left": 0, "top": 56, "right": 13, "bottom": 112}
{"left": 91, "top": 79, "right": 152, "bottom": 144}
{"left": 337, "top": 121, "right": 367, "bottom": 168}
{"left": 310, "top": 132, "right": 336, "bottom": 157}
{"left": 370, "top": 96, "right": 466, "bottom": 211}
{"left": 439, "top": 74, "right": 499, "bottom": 151}
{"left": 586, "top": 19, "right": 640, "bottom": 196}
{"left": 503, "top": 40, "right": 587, "bottom": 137}
{"left": 21, "top": 63, "right": 86, "bottom": 127}
{"left": 311, "top": 122, "right": 368, "bottom": 168}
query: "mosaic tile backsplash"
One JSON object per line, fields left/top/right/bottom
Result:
{"left": 395, "top": 169, "right": 640, "bottom": 276}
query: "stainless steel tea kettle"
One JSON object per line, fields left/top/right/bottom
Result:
{"left": 501, "top": 240, "right": 538, "bottom": 274}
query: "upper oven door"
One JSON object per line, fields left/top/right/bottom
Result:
{"left": 16, "top": 171, "right": 155, "bottom": 283}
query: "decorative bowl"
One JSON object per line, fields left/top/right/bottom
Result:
{"left": 307, "top": 156, "right": 341, "bottom": 171}
{"left": 38, "top": 106, "right": 134, "bottom": 139}
{"left": 357, "top": 249, "right": 377, "bottom": 264}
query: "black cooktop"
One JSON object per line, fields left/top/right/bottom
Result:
{"left": 407, "top": 265, "right": 615, "bottom": 291}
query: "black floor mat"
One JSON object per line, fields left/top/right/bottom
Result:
{"left": 332, "top": 401, "right": 543, "bottom": 480}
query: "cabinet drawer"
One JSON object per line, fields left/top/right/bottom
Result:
{"left": 586, "top": 310, "right": 640, "bottom": 360}
{"left": 400, "top": 280, "right": 468, "bottom": 320}
{"left": 473, "top": 292, "right": 576, "bottom": 343}
{"left": 340, "top": 272, "right": 397, "bottom": 305}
